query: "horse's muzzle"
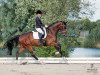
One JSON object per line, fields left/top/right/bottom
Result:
{"left": 60, "top": 30, "right": 67, "bottom": 37}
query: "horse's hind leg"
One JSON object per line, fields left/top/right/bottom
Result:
{"left": 16, "top": 45, "right": 25, "bottom": 60}
{"left": 28, "top": 46, "right": 38, "bottom": 60}
{"left": 27, "top": 46, "right": 45, "bottom": 64}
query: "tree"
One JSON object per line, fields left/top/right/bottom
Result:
{"left": 83, "top": 19, "right": 100, "bottom": 48}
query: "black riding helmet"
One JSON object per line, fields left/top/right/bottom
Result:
{"left": 36, "top": 10, "right": 42, "bottom": 14}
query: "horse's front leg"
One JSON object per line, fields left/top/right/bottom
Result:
{"left": 55, "top": 43, "right": 62, "bottom": 57}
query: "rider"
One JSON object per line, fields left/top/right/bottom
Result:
{"left": 35, "top": 10, "right": 45, "bottom": 45}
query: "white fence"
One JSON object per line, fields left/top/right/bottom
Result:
{"left": 0, "top": 57, "right": 100, "bottom": 64}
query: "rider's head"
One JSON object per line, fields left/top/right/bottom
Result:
{"left": 36, "top": 10, "right": 42, "bottom": 17}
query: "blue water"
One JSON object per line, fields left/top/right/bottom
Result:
{"left": 69, "top": 48, "right": 100, "bottom": 57}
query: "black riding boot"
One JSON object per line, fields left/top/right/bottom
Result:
{"left": 38, "top": 34, "right": 44, "bottom": 45}
{"left": 39, "top": 38, "right": 42, "bottom": 45}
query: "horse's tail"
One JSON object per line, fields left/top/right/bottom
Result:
{"left": 3, "top": 35, "right": 19, "bottom": 55}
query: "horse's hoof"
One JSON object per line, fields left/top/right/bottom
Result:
{"left": 38, "top": 60, "right": 45, "bottom": 65}
{"left": 21, "top": 62, "right": 28, "bottom": 65}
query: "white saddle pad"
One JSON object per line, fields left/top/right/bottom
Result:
{"left": 32, "top": 28, "right": 47, "bottom": 39}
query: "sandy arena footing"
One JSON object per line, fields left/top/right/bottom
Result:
{"left": 0, "top": 63, "right": 100, "bottom": 75}
{"left": 0, "top": 57, "right": 100, "bottom": 75}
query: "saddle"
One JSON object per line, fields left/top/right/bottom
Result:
{"left": 32, "top": 28, "right": 47, "bottom": 39}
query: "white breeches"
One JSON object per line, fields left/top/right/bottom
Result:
{"left": 36, "top": 27, "right": 46, "bottom": 34}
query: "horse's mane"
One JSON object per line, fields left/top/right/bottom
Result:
{"left": 47, "top": 21, "right": 59, "bottom": 29}
{"left": 47, "top": 21, "right": 66, "bottom": 29}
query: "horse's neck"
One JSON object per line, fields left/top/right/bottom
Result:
{"left": 48, "top": 25, "right": 59, "bottom": 35}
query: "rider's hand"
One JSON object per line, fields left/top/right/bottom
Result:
{"left": 45, "top": 25, "right": 48, "bottom": 27}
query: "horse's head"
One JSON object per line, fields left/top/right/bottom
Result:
{"left": 47, "top": 21, "right": 67, "bottom": 36}
{"left": 57, "top": 21, "right": 67, "bottom": 36}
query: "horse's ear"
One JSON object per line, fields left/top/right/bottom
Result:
{"left": 63, "top": 21, "right": 68, "bottom": 26}
{"left": 65, "top": 21, "right": 68, "bottom": 24}
{"left": 62, "top": 21, "right": 68, "bottom": 28}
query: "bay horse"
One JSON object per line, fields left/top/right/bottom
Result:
{"left": 4, "top": 21, "right": 67, "bottom": 61}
